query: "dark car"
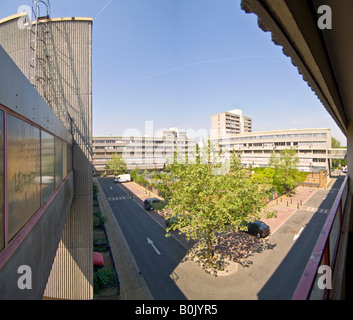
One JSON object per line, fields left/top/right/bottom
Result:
{"left": 165, "top": 215, "right": 191, "bottom": 229}
{"left": 143, "top": 198, "right": 161, "bottom": 211}
{"left": 165, "top": 216, "right": 179, "bottom": 228}
{"left": 245, "top": 220, "right": 270, "bottom": 238}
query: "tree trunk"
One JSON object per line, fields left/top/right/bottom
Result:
{"left": 206, "top": 230, "right": 214, "bottom": 264}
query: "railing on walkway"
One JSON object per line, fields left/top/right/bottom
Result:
{"left": 292, "top": 175, "right": 349, "bottom": 300}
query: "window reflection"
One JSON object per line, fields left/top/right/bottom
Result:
{"left": 55, "top": 137, "right": 63, "bottom": 188}
{"left": 67, "top": 143, "right": 72, "bottom": 173}
{"left": 7, "top": 115, "right": 41, "bottom": 241}
{"left": 41, "top": 131, "right": 55, "bottom": 204}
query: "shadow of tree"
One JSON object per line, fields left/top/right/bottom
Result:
{"left": 181, "top": 231, "right": 277, "bottom": 276}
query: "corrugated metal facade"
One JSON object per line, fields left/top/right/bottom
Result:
{"left": 0, "top": 14, "right": 93, "bottom": 299}
{"left": 0, "top": 16, "right": 92, "bottom": 158}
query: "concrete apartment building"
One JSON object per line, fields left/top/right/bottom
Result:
{"left": 0, "top": 7, "right": 92, "bottom": 300}
{"left": 93, "top": 127, "right": 197, "bottom": 173}
{"left": 211, "top": 109, "right": 252, "bottom": 138}
{"left": 213, "top": 128, "right": 338, "bottom": 172}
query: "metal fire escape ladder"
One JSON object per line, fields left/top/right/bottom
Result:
{"left": 29, "top": 0, "right": 51, "bottom": 101}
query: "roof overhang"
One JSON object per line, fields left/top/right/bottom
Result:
{"left": 241, "top": 0, "right": 353, "bottom": 137}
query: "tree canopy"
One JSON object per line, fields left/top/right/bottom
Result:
{"left": 105, "top": 154, "right": 127, "bottom": 176}
{"left": 267, "top": 149, "right": 305, "bottom": 195}
{"left": 158, "top": 144, "right": 275, "bottom": 264}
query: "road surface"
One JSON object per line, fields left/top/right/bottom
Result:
{"left": 99, "top": 178, "right": 187, "bottom": 300}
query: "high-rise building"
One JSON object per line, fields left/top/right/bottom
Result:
{"left": 211, "top": 109, "right": 252, "bottom": 138}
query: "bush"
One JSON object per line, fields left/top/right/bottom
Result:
{"left": 94, "top": 267, "right": 117, "bottom": 293}
{"left": 93, "top": 210, "right": 108, "bottom": 229}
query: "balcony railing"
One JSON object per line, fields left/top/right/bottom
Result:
{"left": 292, "top": 175, "right": 349, "bottom": 300}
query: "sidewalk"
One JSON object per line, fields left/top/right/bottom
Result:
{"left": 262, "top": 186, "right": 321, "bottom": 234}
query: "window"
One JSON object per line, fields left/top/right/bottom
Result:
{"left": 41, "top": 131, "right": 55, "bottom": 204}
{"left": 0, "top": 106, "right": 73, "bottom": 253}
{"left": 7, "top": 114, "right": 41, "bottom": 241}
{"left": 55, "top": 137, "right": 63, "bottom": 188}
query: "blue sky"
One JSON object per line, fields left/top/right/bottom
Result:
{"left": 0, "top": 0, "right": 347, "bottom": 145}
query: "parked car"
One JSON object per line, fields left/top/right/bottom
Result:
{"left": 144, "top": 198, "right": 162, "bottom": 211}
{"left": 245, "top": 220, "right": 270, "bottom": 238}
{"left": 165, "top": 215, "right": 191, "bottom": 229}
{"left": 165, "top": 216, "right": 179, "bottom": 228}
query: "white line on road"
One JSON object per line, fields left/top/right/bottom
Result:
{"left": 293, "top": 227, "right": 304, "bottom": 241}
{"left": 147, "top": 237, "right": 161, "bottom": 255}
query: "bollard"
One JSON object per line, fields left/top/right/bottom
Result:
{"left": 300, "top": 200, "right": 302, "bottom": 206}
{"left": 297, "top": 203, "right": 299, "bottom": 209}
{"left": 287, "top": 201, "right": 288, "bottom": 207}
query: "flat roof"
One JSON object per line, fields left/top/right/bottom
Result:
{"left": 212, "top": 127, "right": 331, "bottom": 139}
{"left": 0, "top": 12, "right": 92, "bottom": 25}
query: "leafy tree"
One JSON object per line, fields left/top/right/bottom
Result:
{"left": 331, "top": 137, "right": 347, "bottom": 168}
{"left": 158, "top": 143, "right": 275, "bottom": 265}
{"left": 331, "top": 137, "right": 341, "bottom": 148}
{"left": 105, "top": 154, "right": 127, "bottom": 176}
{"left": 268, "top": 149, "right": 302, "bottom": 194}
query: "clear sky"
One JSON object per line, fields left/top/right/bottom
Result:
{"left": 0, "top": 0, "right": 347, "bottom": 145}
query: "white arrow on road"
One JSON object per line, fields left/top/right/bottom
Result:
{"left": 110, "top": 186, "right": 113, "bottom": 190}
{"left": 147, "top": 237, "right": 161, "bottom": 255}
{"left": 293, "top": 227, "right": 304, "bottom": 241}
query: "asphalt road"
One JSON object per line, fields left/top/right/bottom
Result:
{"left": 98, "top": 178, "right": 188, "bottom": 300}
{"left": 257, "top": 177, "right": 344, "bottom": 299}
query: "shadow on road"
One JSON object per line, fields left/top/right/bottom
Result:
{"left": 257, "top": 176, "right": 346, "bottom": 300}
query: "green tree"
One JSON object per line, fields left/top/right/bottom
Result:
{"left": 159, "top": 144, "right": 274, "bottom": 265}
{"left": 331, "top": 137, "right": 341, "bottom": 148}
{"left": 268, "top": 149, "right": 302, "bottom": 194}
{"left": 331, "top": 137, "right": 347, "bottom": 168}
{"left": 106, "top": 154, "right": 127, "bottom": 176}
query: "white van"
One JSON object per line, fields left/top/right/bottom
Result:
{"left": 114, "top": 174, "right": 131, "bottom": 183}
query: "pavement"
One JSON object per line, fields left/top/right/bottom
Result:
{"left": 95, "top": 175, "right": 344, "bottom": 300}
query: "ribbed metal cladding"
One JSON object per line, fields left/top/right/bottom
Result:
{"left": 0, "top": 15, "right": 93, "bottom": 299}
{"left": 44, "top": 145, "right": 93, "bottom": 300}
{"left": 0, "top": 17, "right": 92, "bottom": 158}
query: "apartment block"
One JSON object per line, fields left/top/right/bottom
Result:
{"left": 93, "top": 127, "right": 197, "bottom": 172}
{"left": 213, "top": 128, "right": 334, "bottom": 172}
{"left": 211, "top": 109, "right": 252, "bottom": 138}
